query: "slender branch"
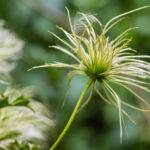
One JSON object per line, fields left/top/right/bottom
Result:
{"left": 50, "top": 79, "right": 93, "bottom": 150}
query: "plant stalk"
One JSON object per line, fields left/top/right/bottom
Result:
{"left": 50, "top": 79, "right": 93, "bottom": 150}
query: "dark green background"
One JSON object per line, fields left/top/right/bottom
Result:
{"left": 0, "top": 0, "right": 150, "bottom": 149}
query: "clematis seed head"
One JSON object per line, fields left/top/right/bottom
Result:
{"left": 29, "top": 6, "right": 150, "bottom": 143}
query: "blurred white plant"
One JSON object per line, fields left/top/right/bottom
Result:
{"left": 0, "top": 88, "right": 54, "bottom": 148}
{"left": 0, "top": 21, "right": 24, "bottom": 83}
{"left": 0, "top": 20, "right": 54, "bottom": 149}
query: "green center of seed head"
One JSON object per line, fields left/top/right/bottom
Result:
{"left": 84, "top": 63, "right": 109, "bottom": 81}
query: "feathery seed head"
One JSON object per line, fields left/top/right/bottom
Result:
{"left": 30, "top": 6, "right": 150, "bottom": 142}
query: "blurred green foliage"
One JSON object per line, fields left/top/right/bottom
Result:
{"left": 0, "top": 140, "right": 43, "bottom": 150}
{"left": 0, "top": 0, "right": 150, "bottom": 150}
{"left": 0, "top": 93, "right": 30, "bottom": 108}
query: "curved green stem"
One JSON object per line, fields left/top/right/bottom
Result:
{"left": 50, "top": 79, "right": 93, "bottom": 150}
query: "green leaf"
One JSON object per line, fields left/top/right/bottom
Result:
{"left": 0, "top": 140, "right": 43, "bottom": 150}
{"left": 0, "top": 93, "right": 31, "bottom": 110}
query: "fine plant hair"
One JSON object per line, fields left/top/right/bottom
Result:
{"left": 29, "top": 6, "right": 150, "bottom": 150}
